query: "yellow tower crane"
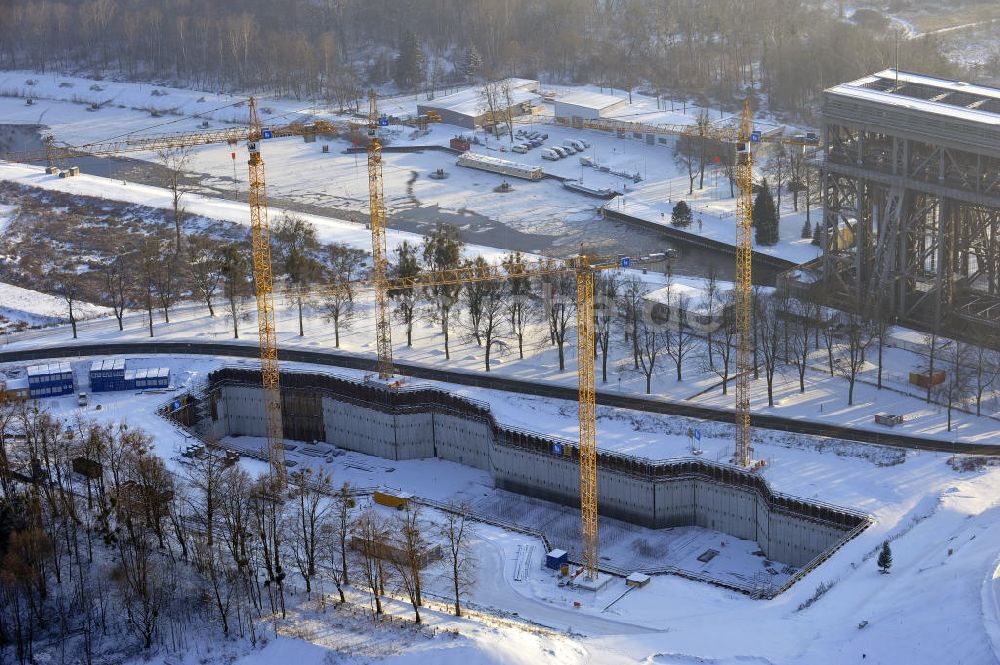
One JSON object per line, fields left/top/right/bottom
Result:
{"left": 367, "top": 90, "right": 394, "bottom": 380}
{"left": 556, "top": 104, "right": 819, "bottom": 468}
{"left": 733, "top": 100, "right": 755, "bottom": 468}
{"left": 245, "top": 98, "right": 286, "bottom": 486}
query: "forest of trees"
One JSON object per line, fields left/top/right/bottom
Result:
{"left": 0, "top": 0, "right": 963, "bottom": 115}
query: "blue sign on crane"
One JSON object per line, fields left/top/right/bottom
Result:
{"left": 750, "top": 130, "right": 762, "bottom": 143}
{"left": 261, "top": 128, "right": 273, "bottom": 140}
{"left": 378, "top": 116, "right": 389, "bottom": 127}
{"left": 621, "top": 257, "right": 631, "bottom": 269}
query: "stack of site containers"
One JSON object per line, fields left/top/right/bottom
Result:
{"left": 124, "top": 367, "right": 171, "bottom": 390}
{"left": 89, "top": 358, "right": 127, "bottom": 392}
{"left": 26, "top": 362, "right": 75, "bottom": 398}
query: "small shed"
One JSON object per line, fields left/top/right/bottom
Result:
{"left": 625, "top": 572, "right": 651, "bottom": 588}
{"left": 545, "top": 549, "right": 568, "bottom": 570}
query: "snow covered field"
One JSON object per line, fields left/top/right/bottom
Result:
{"left": 0, "top": 71, "right": 814, "bottom": 263}
{"left": 5, "top": 352, "right": 1000, "bottom": 664}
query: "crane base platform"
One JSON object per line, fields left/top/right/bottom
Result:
{"left": 571, "top": 573, "right": 611, "bottom": 592}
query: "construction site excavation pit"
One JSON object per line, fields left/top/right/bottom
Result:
{"left": 171, "top": 367, "right": 871, "bottom": 598}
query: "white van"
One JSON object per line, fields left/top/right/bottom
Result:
{"left": 512, "top": 144, "right": 529, "bottom": 154}
{"left": 542, "top": 149, "right": 559, "bottom": 161}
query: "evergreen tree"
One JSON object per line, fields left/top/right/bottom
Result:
{"left": 877, "top": 541, "right": 893, "bottom": 574}
{"left": 801, "top": 218, "right": 812, "bottom": 239}
{"left": 671, "top": 200, "right": 693, "bottom": 228}
{"left": 394, "top": 30, "right": 425, "bottom": 90}
{"left": 463, "top": 45, "right": 483, "bottom": 81}
{"left": 753, "top": 178, "right": 780, "bottom": 246}
{"left": 812, "top": 221, "right": 822, "bottom": 246}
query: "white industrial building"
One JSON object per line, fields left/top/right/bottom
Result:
{"left": 553, "top": 91, "right": 629, "bottom": 120}
{"left": 417, "top": 78, "right": 540, "bottom": 129}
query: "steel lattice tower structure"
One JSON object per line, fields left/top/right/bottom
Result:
{"left": 812, "top": 70, "right": 1000, "bottom": 339}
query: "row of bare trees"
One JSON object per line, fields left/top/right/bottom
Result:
{"left": 0, "top": 398, "right": 478, "bottom": 662}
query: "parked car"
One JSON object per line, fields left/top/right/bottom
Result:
{"left": 570, "top": 140, "right": 586, "bottom": 152}
{"left": 512, "top": 144, "right": 529, "bottom": 154}
{"left": 542, "top": 149, "right": 559, "bottom": 161}
{"left": 552, "top": 146, "right": 568, "bottom": 158}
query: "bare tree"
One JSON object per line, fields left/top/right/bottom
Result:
{"left": 422, "top": 223, "right": 464, "bottom": 360}
{"left": 390, "top": 504, "right": 426, "bottom": 623}
{"left": 102, "top": 253, "right": 131, "bottom": 331}
{"left": 320, "top": 243, "right": 364, "bottom": 347}
{"left": 618, "top": 276, "right": 647, "bottom": 370}
{"left": 218, "top": 243, "right": 252, "bottom": 339}
{"left": 664, "top": 293, "right": 695, "bottom": 381}
{"left": 786, "top": 297, "right": 813, "bottom": 393}
{"left": 674, "top": 134, "right": 700, "bottom": 195}
{"left": 636, "top": 310, "right": 664, "bottom": 394}
{"left": 543, "top": 272, "right": 576, "bottom": 371}
{"left": 706, "top": 292, "right": 737, "bottom": 394}
{"left": 971, "top": 343, "right": 1000, "bottom": 417}
{"left": 288, "top": 468, "right": 331, "bottom": 594}
{"left": 840, "top": 313, "right": 875, "bottom": 406}
{"left": 921, "top": 331, "right": 946, "bottom": 403}
{"left": 272, "top": 214, "right": 323, "bottom": 337}
{"left": 940, "top": 342, "right": 974, "bottom": 432}
{"left": 135, "top": 239, "right": 159, "bottom": 337}
{"left": 352, "top": 507, "right": 388, "bottom": 616}
{"left": 503, "top": 252, "right": 537, "bottom": 360}
{"left": 391, "top": 241, "right": 421, "bottom": 347}
{"left": 187, "top": 235, "right": 223, "bottom": 317}
{"left": 755, "top": 293, "right": 782, "bottom": 407}
{"left": 438, "top": 503, "right": 476, "bottom": 617}
{"left": 594, "top": 272, "right": 620, "bottom": 383}
{"left": 463, "top": 257, "right": 508, "bottom": 371}
{"left": 156, "top": 147, "right": 191, "bottom": 252}
{"left": 152, "top": 243, "right": 183, "bottom": 324}
{"left": 52, "top": 270, "right": 81, "bottom": 339}
{"left": 156, "top": 147, "right": 191, "bottom": 254}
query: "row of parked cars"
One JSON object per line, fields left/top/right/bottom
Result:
{"left": 511, "top": 128, "right": 550, "bottom": 153}
{"left": 542, "top": 138, "right": 590, "bottom": 161}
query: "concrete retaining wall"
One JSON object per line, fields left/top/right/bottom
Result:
{"left": 206, "top": 368, "right": 868, "bottom": 568}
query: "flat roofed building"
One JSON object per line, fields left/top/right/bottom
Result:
{"left": 554, "top": 91, "right": 629, "bottom": 120}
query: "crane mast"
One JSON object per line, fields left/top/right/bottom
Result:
{"left": 247, "top": 97, "right": 286, "bottom": 486}
{"left": 575, "top": 262, "right": 599, "bottom": 580}
{"left": 367, "top": 90, "right": 394, "bottom": 380}
{"left": 734, "top": 100, "right": 754, "bottom": 468}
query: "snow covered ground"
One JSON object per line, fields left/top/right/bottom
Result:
{"left": 1, "top": 71, "right": 814, "bottom": 263}
{"left": 6, "top": 352, "right": 1000, "bottom": 664}
{"left": 0, "top": 280, "right": 110, "bottom": 332}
